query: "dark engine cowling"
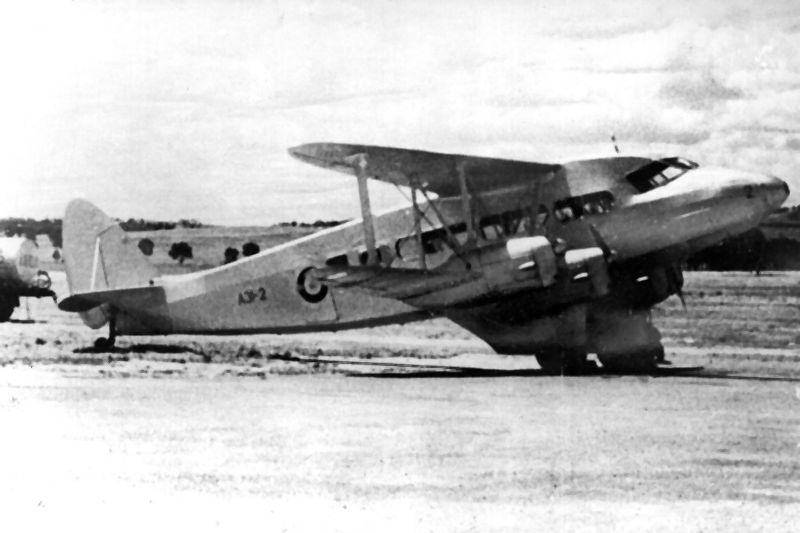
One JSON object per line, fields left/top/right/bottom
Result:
{"left": 613, "top": 264, "right": 684, "bottom": 308}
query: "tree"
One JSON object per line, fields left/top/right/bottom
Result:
{"left": 242, "top": 241, "right": 260, "bottom": 257}
{"left": 138, "top": 238, "right": 154, "bottom": 256}
{"left": 224, "top": 247, "right": 239, "bottom": 264}
{"left": 168, "top": 242, "right": 193, "bottom": 264}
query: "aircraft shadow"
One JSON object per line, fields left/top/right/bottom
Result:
{"left": 350, "top": 367, "right": 800, "bottom": 382}
{"left": 73, "top": 343, "right": 208, "bottom": 356}
{"left": 349, "top": 367, "right": 703, "bottom": 379}
{"left": 64, "top": 349, "right": 800, "bottom": 382}
{"left": 349, "top": 368, "right": 549, "bottom": 378}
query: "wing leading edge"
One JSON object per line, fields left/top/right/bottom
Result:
{"left": 288, "top": 143, "right": 560, "bottom": 197}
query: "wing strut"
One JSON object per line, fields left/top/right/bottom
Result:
{"left": 528, "top": 177, "right": 543, "bottom": 235}
{"left": 409, "top": 181, "right": 427, "bottom": 270}
{"left": 456, "top": 161, "right": 477, "bottom": 244}
{"left": 416, "top": 186, "right": 472, "bottom": 269}
{"left": 346, "top": 153, "right": 378, "bottom": 265}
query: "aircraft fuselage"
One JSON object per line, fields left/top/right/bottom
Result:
{"left": 103, "top": 155, "right": 788, "bottom": 337}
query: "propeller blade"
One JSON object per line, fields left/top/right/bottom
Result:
{"left": 677, "top": 288, "right": 687, "bottom": 311}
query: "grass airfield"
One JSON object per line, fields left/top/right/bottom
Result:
{"left": 1, "top": 271, "right": 799, "bottom": 531}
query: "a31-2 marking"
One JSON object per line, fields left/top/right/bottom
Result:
{"left": 238, "top": 287, "right": 267, "bottom": 305}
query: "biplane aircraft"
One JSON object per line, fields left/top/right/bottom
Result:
{"left": 0, "top": 237, "right": 55, "bottom": 321}
{"left": 58, "top": 143, "right": 788, "bottom": 372}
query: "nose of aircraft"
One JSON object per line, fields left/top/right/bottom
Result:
{"left": 706, "top": 168, "right": 790, "bottom": 210}
{"left": 765, "top": 175, "right": 790, "bottom": 208}
{"left": 751, "top": 174, "right": 790, "bottom": 210}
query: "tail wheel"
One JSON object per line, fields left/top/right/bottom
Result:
{"left": 297, "top": 267, "right": 328, "bottom": 303}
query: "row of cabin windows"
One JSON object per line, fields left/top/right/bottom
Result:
{"left": 326, "top": 192, "right": 615, "bottom": 267}
{"left": 553, "top": 191, "right": 615, "bottom": 223}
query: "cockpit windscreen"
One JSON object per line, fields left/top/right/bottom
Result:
{"left": 626, "top": 157, "right": 699, "bottom": 193}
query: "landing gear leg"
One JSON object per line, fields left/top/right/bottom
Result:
{"left": 597, "top": 349, "right": 660, "bottom": 373}
{"left": 589, "top": 306, "right": 665, "bottom": 373}
{"left": 536, "top": 349, "right": 595, "bottom": 375}
{"left": 94, "top": 316, "right": 117, "bottom": 351}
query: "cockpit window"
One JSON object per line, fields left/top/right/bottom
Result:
{"left": 626, "top": 157, "right": 699, "bottom": 193}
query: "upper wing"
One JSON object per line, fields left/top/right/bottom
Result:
{"left": 288, "top": 143, "right": 560, "bottom": 197}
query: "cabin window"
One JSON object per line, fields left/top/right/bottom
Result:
{"left": 478, "top": 208, "right": 530, "bottom": 240}
{"left": 326, "top": 254, "right": 349, "bottom": 268}
{"left": 554, "top": 204, "right": 576, "bottom": 223}
{"left": 536, "top": 205, "right": 549, "bottom": 227}
{"left": 395, "top": 222, "right": 469, "bottom": 262}
{"left": 626, "top": 157, "right": 699, "bottom": 193}
{"left": 554, "top": 191, "right": 615, "bottom": 223}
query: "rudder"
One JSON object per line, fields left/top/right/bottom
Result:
{"left": 63, "top": 199, "right": 160, "bottom": 328}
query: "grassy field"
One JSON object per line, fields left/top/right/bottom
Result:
{"left": 39, "top": 224, "right": 317, "bottom": 273}
{"left": 653, "top": 272, "right": 800, "bottom": 349}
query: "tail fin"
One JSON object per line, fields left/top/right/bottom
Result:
{"left": 63, "top": 199, "right": 159, "bottom": 295}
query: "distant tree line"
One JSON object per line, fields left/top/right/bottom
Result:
{"left": 0, "top": 218, "right": 63, "bottom": 248}
{"left": 772, "top": 205, "right": 800, "bottom": 220}
{"left": 223, "top": 242, "right": 260, "bottom": 264}
{"left": 0, "top": 217, "right": 206, "bottom": 249}
{"left": 141, "top": 239, "right": 263, "bottom": 265}
{"left": 685, "top": 228, "right": 800, "bottom": 271}
{"left": 277, "top": 220, "right": 348, "bottom": 228}
{"left": 10, "top": 212, "right": 800, "bottom": 271}
{"left": 119, "top": 218, "right": 205, "bottom": 231}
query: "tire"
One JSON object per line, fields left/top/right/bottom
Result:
{"left": 94, "top": 337, "right": 115, "bottom": 351}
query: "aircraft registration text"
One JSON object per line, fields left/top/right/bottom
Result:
{"left": 238, "top": 287, "right": 267, "bottom": 305}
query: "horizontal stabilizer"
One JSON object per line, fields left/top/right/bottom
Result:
{"left": 59, "top": 285, "right": 165, "bottom": 314}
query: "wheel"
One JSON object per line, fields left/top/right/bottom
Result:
{"left": 536, "top": 349, "right": 594, "bottom": 374}
{"left": 94, "top": 337, "right": 115, "bottom": 351}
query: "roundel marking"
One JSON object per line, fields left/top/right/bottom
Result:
{"left": 297, "top": 267, "right": 328, "bottom": 303}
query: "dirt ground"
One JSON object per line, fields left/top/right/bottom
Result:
{"left": 1, "top": 272, "right": 799, "bottom": 531}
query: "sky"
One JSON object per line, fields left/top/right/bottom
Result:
{"left": 1, "top": 0, "right": 799, "bottom": 225}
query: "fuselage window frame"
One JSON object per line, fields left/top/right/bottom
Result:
{"left": 626, "top": 157, "right": 699, "bottom": 193}
{"left": 553, "top": 191, "right": 615, "bottom": 224}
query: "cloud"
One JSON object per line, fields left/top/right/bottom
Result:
{"left": 5, "top": 0, "right": 800, "bottom": 221}
{"left": 783, "top": 137, "right": 800, "bottom": 151}
{"left": 659, "top": 71, "right": 744, "bottom": 109}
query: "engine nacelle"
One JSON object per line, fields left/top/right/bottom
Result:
{"left": 505, "top": 236, "right": 557, "bottom": 287}
{"left": 564, "top": 247, "right": 610, "bottom": 297}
